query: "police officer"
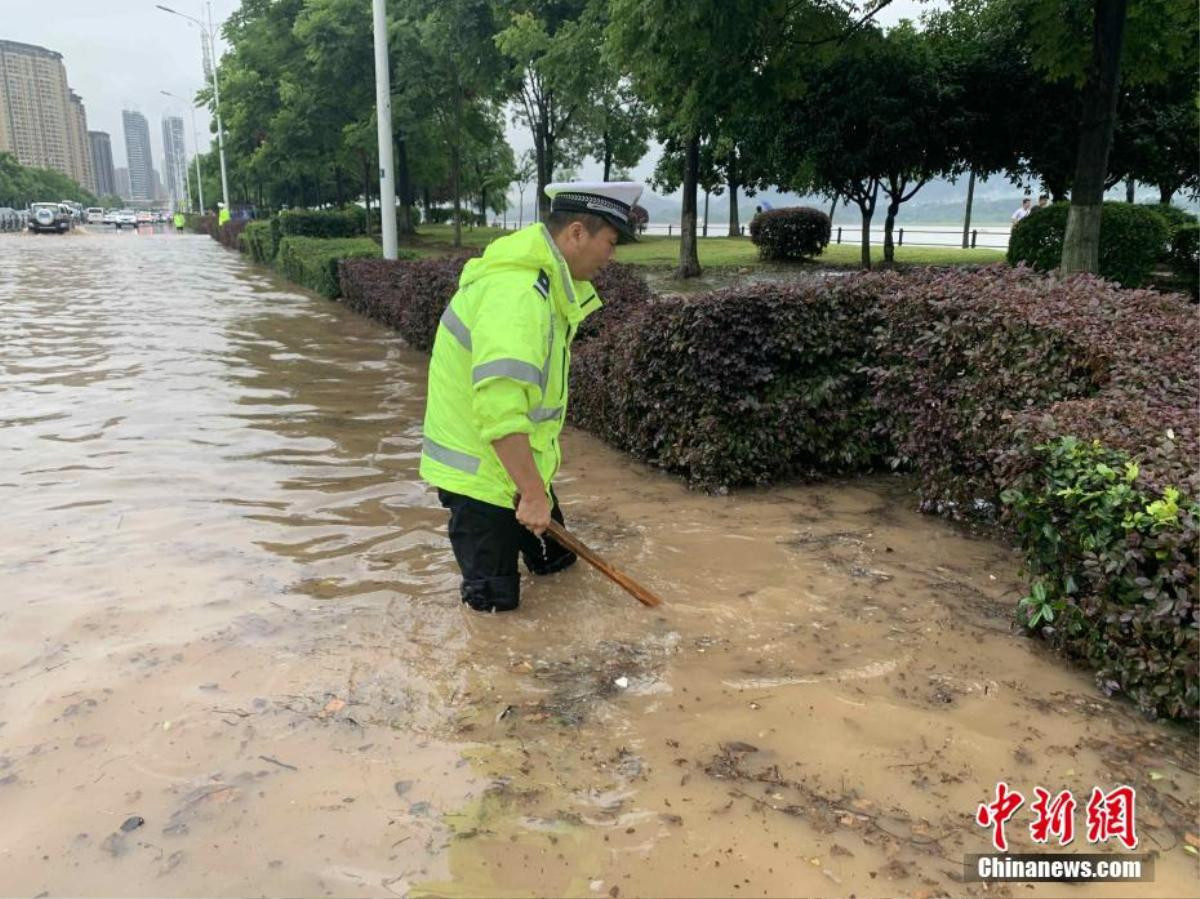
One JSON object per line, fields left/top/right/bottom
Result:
{"left": 420, "top": 181, "right": 643, "bottom": 612}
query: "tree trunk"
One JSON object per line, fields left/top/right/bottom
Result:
{"left": 452, "top": 144, "right": 462, "bottom": 247}
{"left": 361, "top": 152, "right": 372, "bottom": 238}
{"left": 1124, "top": 177, "right": 1134, "bottom": 203}
{"left": 677, "top": 134, "right": 702, "bottom": 279}
{"left": 1159, "top": 184, "right": 1174, "bottom": 205}
{"left": 882, "top": 195, "right": 901, "bottom": 266}
{"left": 961, "top": 169, "right": 975, "bottom": 248}
{"left": 828, "top": 192, "right": 839, "bottom": 226}
{"left": 1061, "top": 0, "right": 1128, "bottom": 274}
{"left": 396, "top": 134, "right": 414, "bottom": 235}
{"left": 702, "top": 189, "right": 709, "bottom": 237}
{"left": 728, "top": 179, "right": 740, "bottom": 237}
{"left": 535, "top": 124, "right": 553, "bottom": 221}
{"left": 602, "top": 133, "right": 612, "bottom": 182}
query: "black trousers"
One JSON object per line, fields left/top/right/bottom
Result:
{"left": 438, "top": 488, "right": 577, "bottom": 612}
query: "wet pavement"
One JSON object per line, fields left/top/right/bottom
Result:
{"left": 0, "top": 228, "right": 1196, "bottom": 898}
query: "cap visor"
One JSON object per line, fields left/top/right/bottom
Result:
{"left": 599, "top": 212, "right": 638, "bottom": 244}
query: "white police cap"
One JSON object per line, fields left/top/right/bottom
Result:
{"left": 544, "top": 180, "right": 644, "bottom": 242}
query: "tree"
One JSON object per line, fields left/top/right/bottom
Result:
{"left": 0, "top": 152, "right": 98, "bottom": 208}
{"left": 1018, "top": 0, "right": 1195, "bottom": 273}
{"left": 495, "top": 0, "right": 602, "bottom": 219}
{"left": 608, "top": 0, "right": 776, "bottom": 278}
{"left": 1113, "top": 70, "right": 1200, "bottom": 204}
{"left": 578, "top": 67, "right": 652, "bottom": 182}
{"left": 407, "top": 0, "right": 508, "bottom": 246}
{"left": 512, "top": 150, "right": 535, "bottom": 227}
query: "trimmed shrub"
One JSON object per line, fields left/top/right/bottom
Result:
{"left": 749, "top": 207, "right": 831, "bottom": 261}
{"left": 1007, "top": 201, "right": 1170, "bottom": 288}
{"left": 870, "top": 265, "right": 1198, "bottom": 514}
{"left": 188, "top": 213, "right": 217, "bottom": 238}
{"left": 570, "top": 277, "right": 889, "bottom": 488}
{"left": 1145, "top": 203, "right": 1198, "bottom": 238}
{"left": 217, "top": 218, "right": 248, "bottom": 251}
{"left": 1002, "top": 436, "right": 1198, "bottom": 720}
{"left": 276, "top": 236, "right": 385, "bottom": 298}
{"left": 425, "top": 207, "right": 487, "bottom": 226}
{"left": 240, "top": 220, "right": 277, "bottom": 263}
{"left": 276, "top": 207, "right": 366, "bottom": 239}
{"left": 1168, "top": 222, "right": 1199, "bottom": 299}
{"left": 339, "top": 255, "right": 474, "bottom": 350}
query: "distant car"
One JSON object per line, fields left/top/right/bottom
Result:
{"left": 28, "top": 202, "right": 72, "bottom": 234}
{"left": 102, "top": 209, "right": 119, "bottom": 225}
{"left": 136, "top": 211, "right": 154, "bottom": 225}
{"left": 116, "top": 209, "right": 138, "bottom": 229}
{"left": 85, "top": 207, "right": 105, "bottom": 224}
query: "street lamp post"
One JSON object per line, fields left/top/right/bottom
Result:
{"left": 161, "top": 90, "right": 205, "bottom": 214}
{"left": 371, "top": 0, "right": 397, "bottom": 259}
{"left": 157, "top": 2, "right": 229, "bottom": 213}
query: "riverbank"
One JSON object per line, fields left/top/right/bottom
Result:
{"left": 2, "top": 233, "right": 1195, "bottom": 897}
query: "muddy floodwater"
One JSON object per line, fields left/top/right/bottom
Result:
{"left": 1, "top": 229, "right": 1196, "bottom": 898}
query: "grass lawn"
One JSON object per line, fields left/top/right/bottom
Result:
{"left": 409, "top": 224, "right": 1007, "bottom": 269}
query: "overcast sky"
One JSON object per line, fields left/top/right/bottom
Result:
{"left": 4, "top": 0, "right": 932, "bottom": 185}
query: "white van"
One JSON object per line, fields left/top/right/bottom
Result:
{"left": 86, "top": 207, "right": 105, "bottom": 224}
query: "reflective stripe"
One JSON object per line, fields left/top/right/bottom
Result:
{"left": 539, "top": 224, "right": 576, "bottom": 304}
{"left": 528, "top": 406, "right": 563, "bottom": 423}
{"left": 440, "top": 305, "right": 472, "bottom": 350}
{"left": 540, "top": 312, "right": 554, "bottom": 389}
{"left": 422, "top": 436, "right": 480, "bottom": 474}
{"left": 472, "top": 358, "right": 542, "bottom": 386}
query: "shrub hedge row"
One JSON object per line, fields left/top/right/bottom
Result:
{"left": 276, "top": 207, "right": 366, "bottom": 239}
{"left": 1007, "top": 202, "right": 1170, "bottom": 288}
{"left": 1169, "top": 223, "right": 1199, "bottom": 298}
{"left": 276, "top": 236, "right": 384, "bottom": 298}
{"left": 239, "top": 220, "right": 277, "bottom": 263}
{"left": 334, "top": 255, "right": 1196, "bottom": 718}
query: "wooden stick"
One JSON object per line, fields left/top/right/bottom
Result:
{"left": 545, "top": 520, "right": 663, "bottom": 608}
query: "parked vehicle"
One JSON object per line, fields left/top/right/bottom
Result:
{"left": 0, "top": 206, "right": 25, "bottom": 232}
{"left": 27, "top": 202, "right": 72, "bottom": 234}
{"left": 85, "top": 207, "right": 105, "bottom": 224}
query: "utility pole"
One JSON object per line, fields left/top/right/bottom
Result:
{"left": 157, "top": 4, "right": 229, "bottom": 212}
{"left": 372, "top": 0, "right": 398, "bottom": 258}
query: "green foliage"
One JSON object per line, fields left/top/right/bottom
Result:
{"left": 1007, "top": 202, "right": 1169, "bottom": 287}
{"left": 1168, "top": 223, "right": 1199, "bottom": 298}
{"left": 749, "top": 208, "right": 831, "bottom": 261}
{"left": 276, "top": 236, "right": 386, "bottom": 298}
{"left": 0, "top": 151, "right": 97, "bottom": 208}
{"left": 240, "top": 220, "right": 277, "bottom": 262}
{"left": 1001, "top": 437, "right": 1198, "bottom": 719}
{"left": 276, "top": 207, "right": 366, "bottom": 239}
{"left": 1145, "top": 203, "right": 1198, "bottom": 236}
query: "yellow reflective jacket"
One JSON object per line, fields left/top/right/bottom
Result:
{"left": 419, "top": 223, "right": 602, "bottom": 509}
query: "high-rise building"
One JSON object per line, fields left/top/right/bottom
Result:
{"left": 0, "top": 39, "right": 91, "bottom": 186}
{"left": 115, "top": 166, "right": 131, "bottom": 200}
{"left": 122, "top": 110, "right": 154, "bottom": 201}
{"left": 89, "top": 131, "right": 115, "bottom": 198}
{"left": 161, "top": 115, "right": 188, "bottom": 209}
{"left": 66, "top": 90, "right": 93, "bottom": 192}
{"left": 152, "top": 168, "right": 166, "bottom": 202}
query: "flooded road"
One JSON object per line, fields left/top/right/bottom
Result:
{"left": 1, "top": 230, "right": 1196, "bottom": 898}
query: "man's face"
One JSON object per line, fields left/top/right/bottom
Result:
{"left": 1023, "top": 199, "right": 1031, "bottom": 209}
{"left": 558, "top": 221, "right": 619, "bottom": 281}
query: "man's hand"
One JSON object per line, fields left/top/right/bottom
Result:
{"left": 514, "top": 491, "right": 551, "bottom": 536}
{"left": 491, "top": 432, "right": 550, "bottom": 535}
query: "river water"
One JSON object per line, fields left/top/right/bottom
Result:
{"left": 1, "top": 228, "right": 1195, "bottom": 898}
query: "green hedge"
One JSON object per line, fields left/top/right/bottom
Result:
{"left": 276, "top": 207, "right": 366, "bottom": 239}
{"left": 1169, "top": 223, "right": 1199, "bottom": 299}
{"left": 1002, "top": 437, "right": 1197, "bottom": 719}
{"left": 276, "top": 236, "right": 383, "bottom": 298}
{"left": 1007, "top": 202, "right": 1169, "bottom": 288}
{"left": 240, "top": 220, "right": 277, "bottom": 263}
